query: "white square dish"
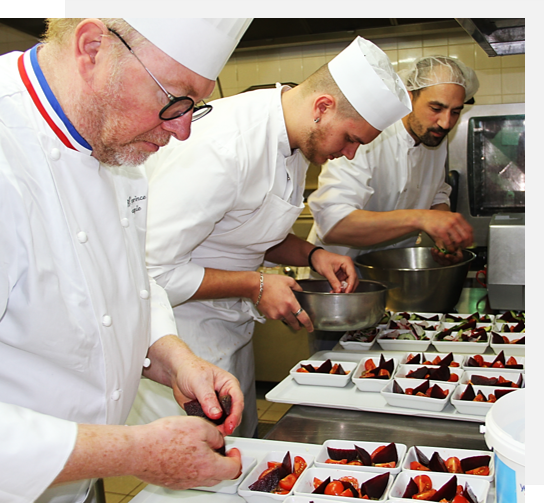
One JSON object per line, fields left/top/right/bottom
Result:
{"left": 460, "top": 369, "right": 524, "bottom": 388}
{"left": 293, "top": 466, "right": 394, "bottom": 502}
{"left": 381, "top": 378, "right": 455, "bottom": 412}
{"left": 195, "top": 455, "right": 256, "bottom": 493}
{"left": 289, "top": 360, "right": 357, "bottom": 387}
{"left": 387, "top": 470, "right": 490, "bottom": 502}
{"left": 351, "top": 355, "right": 398, "bottom": 392}
{"left": 399, "top": 351, "right": 464, "bottom": 368}
{"left": 389, "top": 312, "right": 444, "bottom": 323}
{"left": 315, "top": 439, "right": 407, "bottom": 475}
{"left": 393, "top": 364, "right": 463, "bottom": 384}
{"left": 451, "top": 384, "right": 521, "bottom": 416}
{"left": 376, "top": 330, "right": 433, "bottom": 352}
{"left": 442, "top": 312, "right": 494, "bottom": 324}
{"left": 490, "top": 331, "right": 525, "bottom": 356}
{"left": 338, "top": 327, "right": 382, "bottom": 351}
{"left": 431, "top": 325, "right": 489, "bottom": 354}
{"left": 238, "top": 450, "right": 314, "bottom": 503}
{"left": 462, "top": 354, "right": 525, "bottom": 373}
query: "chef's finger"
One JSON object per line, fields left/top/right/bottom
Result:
{"left": 289, "top": 310, "right": 313, "bottom": 332}
{"left": 225, "top": 448, "right": 243, "bottom": 479}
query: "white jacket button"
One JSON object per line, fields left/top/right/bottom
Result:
{"left": 111, "top": 389, "right": 121, "bottom": 401}
{"left": 102, "top": 315, "right": 112, "bottom": 327}
{"left": 121, "top": 218, "right": 129, "bottom": 228}
{"left": 77, "top": 231, "right": 88, "bottom": 243}
{"left": 140, "top": 289, "right": 150, "bottom": 299}
{"left": 50, "top": 148, "right": 61, "bottom": 160}
{"left": 143, "top": 358, "right": 151, "bottom": 368}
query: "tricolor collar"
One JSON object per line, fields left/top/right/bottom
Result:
{"left": 18, "top": 45, "right": 92, "bottom": 155}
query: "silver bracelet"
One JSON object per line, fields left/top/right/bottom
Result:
{"left": 254, "top": 272, "right": 264, "bottom": 307}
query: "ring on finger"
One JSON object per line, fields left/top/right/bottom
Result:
{"left": 293, "top": 307, "right": 304, "bottom": 317}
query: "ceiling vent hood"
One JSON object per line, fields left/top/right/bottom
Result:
{"left": 456, "top": 18, "right": 525, "bottom": 56}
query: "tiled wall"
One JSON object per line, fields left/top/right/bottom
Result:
{"left": 1, "top": 22, "right": 525, "bottom": 106}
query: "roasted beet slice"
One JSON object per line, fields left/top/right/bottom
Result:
{"left": 492, "top": 332, "right": 504, "bottom": 344}
{"left": 462, "top": 482, "right": 479, "bottom": 503}
{"left": 431, "top": 475, "right": 457, "bottom": 501}
{"left": 430, "top": 384, "right": 448, "bottom": 399}
{"left": 516, "top": 374, "right": 524, "bottom": 387}
{"left": 355, "top": 444, "right": 372, "bottom": 466}
{"left": 461, "top": 384, "right": 476, "bottom": 401}
{"left": 327, "top": 447, "right": 358, "bottom": 462}
{"left": 414, "top": 446, "right": 430, "bottom": 467}
{"left": 372, "top": 442, "right": 398, "bottom": 464}
{"left": 496, "top": 388, "right": 516, "bottom": 400}
{"left": 515, "top": 336, "right": 525, "bottom": 345}
{"left": 393, "top": 380, "right": 404, "bottom": 394}
{"left": 249, "top": 466, "right": 285, "bottom": 492}
{"left": 341, "top": 481, "right": 359, "bottom": 497}
{"left": 301, "top": 363, "right": 316, "bottom": 373}
{"left": 312, "top": 476, "right": 331, "bottom": 494}
{"left": 428, "top": 365, "right": 450, "bottom": 382}
{"left": 406, "top": 353, "right": 421, "bottom": 365}
{"left": 429, "top": 451, "right": 448, "bottom": 472}
{"left": 316, "top": 359, "right": 332, "bottom": 373}
{"left": 461, "top": 455, "right": 491, "bottom": 473}
{"left": 185, "top": 392, "right": 232, "bottom": 426}
{"left": 413, "top": 380, "right": 430, "bottom": 395}
{"left": 402, "top": 477, "right": 419, "bottom": 498}
{"left": 334, "top": 364, "right": 346, "bottom": 375}
{"left": 511, "top": 321, "right": 525, "bottom": 332}
{"left": 362, "top": 472, "right": 389, "bottom": 499}
{"left": 492, "top": 350, "right": 506, "bottom": 366}
{"left": 407, "top": 366, "right": 430, "bottom": 379}
{"left": 471, "top": 374, "right": 498, "bottom": 386}
{"left": 379, "top": 354, "right": 395, "bottom": 375}
{"left": 466, "top": 357, "right": 481, "bottom": 368}
{"left": 439, "top": 352, "right": 454, "bottom": 366}
{"left": 281, "top": 451, "right": 292, "bottom": 475}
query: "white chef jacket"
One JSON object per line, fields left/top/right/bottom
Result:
{"left": 0, "top": 48, "right": 175, "bottom": 503}
{"left": 129, "top": 85, "right": 309, "bottom": 437}
{"left": 307, "top": 119, "right": 452, "bottom": 260}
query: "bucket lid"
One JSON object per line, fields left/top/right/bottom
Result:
{"left": 484, "top": 389, "right": 525, "bottom": 466}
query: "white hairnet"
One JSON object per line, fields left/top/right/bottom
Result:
{"left": 398, "top": 55, "right": 479, "bottom": 102}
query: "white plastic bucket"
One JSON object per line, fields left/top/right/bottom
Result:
{"left": 484, "top": 389, "right": 525, "bottom": 503}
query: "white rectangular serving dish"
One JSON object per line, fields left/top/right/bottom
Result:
{"left": 390, "top": 312, "right": 444, "bottom": 323}
{"left": 442, "top": 312, "right": 495, "bottom": 324}
{"left": 387, "top": 470, "right": 490, "bottom": 502}
{"left": 195, "top": 455, "right": 257, "bottom": 494}
{"left": 451, "top": 384, "right": 521, "bottom": 416}
{"left": 284, "top": 496, "right": 340, "bottom": 503}
{"left": 238, "top": 450, "right": 315, "bottom": 503}
{"left": 431, "top": 327, "right": 489, "bottom": 354}
{"left": 351, "top": 356, "right": 398, "bottom": 392}
{"left": 460, "top": 369, "right": 524, "bottom": 388}
{"left": 376, "top": 331, "right": 433, "bottom": 352}
{"left": 293, "top": 466, "right": 394, "bottom": 502}
{"left": 289, "top": 360, "right": 357, "bottom": 387}
{"left": 315, "top": 439, "right": 406, "bottom": 475}
{"left": 339, "top": 327, "right": 382, "bottom": 351}
{"left": 399, "top": 351, "right": 464, "bottom": 367}
{"left": 381, "top": 378, "right": 456, "bottom": 412}
{"left": 394, "top": 364, "right": 463, "bottom": 383}
{"left": 402, "top": 445, "right": 494, "bottom": 482}
{"left": 462, "top": 354, "right": 525, "bottom": 373}
{"left": 490, "top": 332, "right": 526, "bottom": 356}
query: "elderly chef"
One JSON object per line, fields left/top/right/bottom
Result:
{"left": 308, "top": 56, "right": 478, "bottom": 264}
{"left": 127, "top": 37, "right": 412, "bottom": 437}
{"left": 0, "top": 17, "right": 251, "bottom": 503}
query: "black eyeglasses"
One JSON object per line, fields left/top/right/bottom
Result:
{"left": 108, "top": 28, "right": 212, "bottom": 122}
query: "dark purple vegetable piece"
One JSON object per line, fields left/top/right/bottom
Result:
{"left": 516, "top": 374, "right": 524, "bottom": 387}
{"left": 476, "top": 390, "right": 487, "bottom": 401}
{"left": 372, "top": 443, "right": 398, "bottom": 464}
{"left": 461, "top": 455, "right": 491, "bottom": 473}
{"left": 413, "top": 380, "right": 430, "bottom": 395}
{"left": 511, "top": 321, "right": 525, "bottom": 332}
{"left": 355, "top": 444, "right": 372, "bottom": 466}
{"left": 515, "top": 336, "right": 525, "bottom": 345}
{"left": 316, "top": 359, "right": 332, "bottom": 373}
{"left": 461, "top": 384, "right": 476, "bottom": 401}
{"left": 471, "top": 374, "right": 498, "bottom": 386}
{"left": 406, "top": 353, "right": 421, "bottom": 365}
{"left": 362, "top": 472, "right": 389, "bottom": 499}
{"left": 249, "top": 466, "right": 286, "bottom": 492}
{"left": 301, "top": 363, "right": 316, "bottom": 373}
{"left": 430, "top": 384, "right": 448, "bottom": 399}
{"left": 336, "top": 364, "right": 346, "bottom": 375}
{"left": 414, "top": 446, "right": 430, "bottom": 466}
{"left": 389, "top": 321, "right": 401, "bottom": 329}
{"left": 439, "top": 352, "right": 454, "bottom": 366}
{"left": 492, "top": 332, "right": 504, "bottom": 344}
{"left": 379, "top": 354, "right": 395, "bottom": 375}
{"left": 463, "top": 482, "right": 479, "bottom": 503}
{"left": 402, "top": 477, "right": 419, "bottom": 498}
{"left": 341, "top": 481, "right": 359, "bottom": 498}
{"left": 281, "top": 451, "right": 292, "bottom": 475}
{"left": 327, "top": 447, "right": 358, "bottom": 462}
{"left": 407, "top": 366, "right": 431, "bottom": 379}
{"left": 185, "top": 392, "right": 232, "bottom": 427}
{"left": 496, "top": 388, "right": 516, "bottom": 400}
{"left": 393, "top": 380, "right": 404, "bottom": 394}
{"left": 459, "top": 319, "right": 477, "bottom": 331}
{"left": 506, "top": 363, "right": 524, "bottom": 370}
{"left": 492, "top": 350, "right": 506, "bottom": 366}
{"left": 466, "top": 357, "right": 481, "bottom": 368}
{"left": 429, "top": 451, "right": 448, "bottom": 472}
{"left": 431, "top": 475, "right": 457, "bottom": 502}
{"left": 428, "top": 365, "right": 451, "bottom": 382}
{"left": 312, "top": 476, "right": 331, "bottom": 494}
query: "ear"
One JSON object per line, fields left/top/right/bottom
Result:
{"left": 313, "top": 94, "right": 336, "bottom": 119}
{"left": 73, "top": 19, "right": 110, "bottom": 81}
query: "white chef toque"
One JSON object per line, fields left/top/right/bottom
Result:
{"left": 328, "top": 36, "right": 412, "bottom": 131}
{"left": 124, "top": 18, "right": 253, "bottom": 81}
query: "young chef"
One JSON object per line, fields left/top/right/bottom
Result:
{"left": 0, "top": 17, "right": 251, "bottom": 502}
{"left": 128, "top": 37, "right": 412, "bottom": 437}
{"left": 308, "top": 56, "right": 479, "bottom": 264}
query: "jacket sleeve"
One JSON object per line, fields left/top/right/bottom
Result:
{"left": 0, "top": 403, "right": 77, "bottom": 503}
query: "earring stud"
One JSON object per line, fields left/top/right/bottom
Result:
{"left": 314, "top": 117, "right": 320, "bottom": 123}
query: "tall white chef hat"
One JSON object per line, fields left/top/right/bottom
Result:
{"left": 124, "top": 18, "right": 253, "bottom": 81}
{"left": 328, "top": 36, "right": 412, "bottom": 131}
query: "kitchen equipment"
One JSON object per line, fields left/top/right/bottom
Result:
{"left": 487, "top": 213, "right": 525, "bottom": 310}
{"left": 355, "top": 247, "right": 475, "bottom": 312}
{"left": 294, "top": 279, "right": 388, "bottom": 331}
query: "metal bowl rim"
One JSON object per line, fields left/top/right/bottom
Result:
{"left": 296, "top": 279, "right": 389, "bottom": 296}
{"left": 355, "top": 248, "right": 476, "bottom": 272}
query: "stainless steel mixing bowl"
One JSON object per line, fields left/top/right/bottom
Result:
{"left": 355, "top": 247, "right": 476, "bottom": 312}
{"left": 294, "top": 279, "right": 388, "bottom": 331}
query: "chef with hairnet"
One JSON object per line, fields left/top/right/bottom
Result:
{"left": 308, "top": 55, "right": 479, "bottom": 268}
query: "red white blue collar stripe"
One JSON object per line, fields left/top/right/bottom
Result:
{"left": 18, "top": 45, "right": 92, "bottom": 155}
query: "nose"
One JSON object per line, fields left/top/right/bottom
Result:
{"left": 161, "top": 112, "right": 193, "bottom": 141}
{"left": 341, "top": 142, "right": 360, "bottom": 160}
{"left": 437, "top": 110, "right": 456, "bottom": 131}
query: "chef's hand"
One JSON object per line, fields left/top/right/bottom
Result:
{"left": 255, "top": 274, "right": 315, "bottom": 332}
{"left": 131, "top": 416, "right": 242, "bottom": 489}
{"left": 144, "top": 335, "right": 244, "bottom": 436}
{"left": 419, "top": 209, "right": 474, "bottom": 253}
{"left": 307, "top": 248, "right": 359, "bottom": 293}
{"left": 431, "top": 246, "right": 466, "bottom": 266}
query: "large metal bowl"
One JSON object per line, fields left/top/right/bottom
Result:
{"left": 355, "top": 247, "right": 476, "bottom": 313}
{"left": 294, "top": 279, "right": 388, "bottom": 331}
